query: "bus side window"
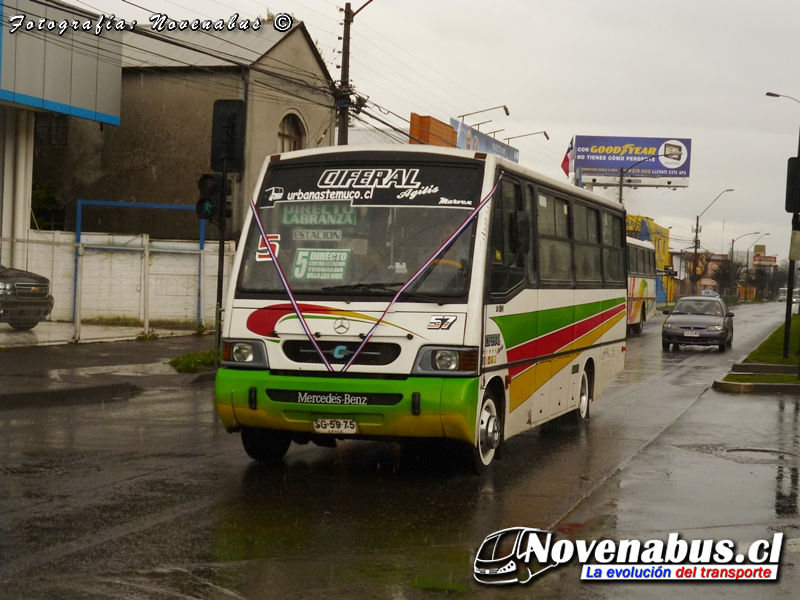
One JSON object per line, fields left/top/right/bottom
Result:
{"left": 538, "top": 193, "right": 573, "bottom": 282}
{"left": 602, "top": 212, "right": 625, "bottom": 284}
{"left": 574, "top": 203, "right": 601, "bottom": 282}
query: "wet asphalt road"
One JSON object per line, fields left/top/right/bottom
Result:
{"left": 1, "top": 302, "right": 798, "bottom": 599}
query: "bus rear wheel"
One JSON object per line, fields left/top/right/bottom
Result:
{"left": 573, "top": 368, "right": 592, "bottom": 422}
{"left": 240, "top": 426, "right": 292, "bottom": 462}
{"left": 629, "top": 306, "right": 644, "bottom": 335}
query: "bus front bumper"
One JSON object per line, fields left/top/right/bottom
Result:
{"left": 215, "top": 368, "right": 480, "bottom": 445}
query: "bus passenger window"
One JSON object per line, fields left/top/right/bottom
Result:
{"left": 537, "top": 193, "right": 573, "bottom": 283}
{"left": 574, "top": 204, "right": 601, "bottom": 282}
{"left": 602, "top": 212, "right": 624, "bottom": 284}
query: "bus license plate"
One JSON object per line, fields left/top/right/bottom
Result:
{"left": 684, "top": 331, "right": 699, "bottom": 337}
{"left": 313, "top": 418, "right": 358, "bottom": 434}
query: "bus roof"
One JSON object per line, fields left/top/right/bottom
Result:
{"left": 264, "top": 144, "right": 626, "bottom": 214}
{"left": 626, "top": 236, "right": 656, "bottom": 250}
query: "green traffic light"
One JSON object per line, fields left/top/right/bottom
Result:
{"left": 196, "top": 197, "right": 219, "bottom": 220}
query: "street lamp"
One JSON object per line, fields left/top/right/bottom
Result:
{"left": 746, "top": 232, "right": 770, "bottom": 255}
{"left": 766, "top": 92, "right": 800, "bottom": 105}
{"left": 729, "top": 231, "right": 760, "bottom": 297}
{"left": 691, "top": 189, "right": 735, "bottom": 294}
{"left": 766, "top": 91, "right": 800, "bottom": 357}
{"left": 503, "top": 131, "right": 549, "bottom": 143}
{"left": 747, "top": 233, "right": 769, "bottom": 253}
{"left": 456, "top": 105, "right": 510, "bottom": 121}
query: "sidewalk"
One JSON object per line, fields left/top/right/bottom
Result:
{"left": 0, "top": 320, "right": 204, "bottom": 348}
{"left": 0, "top": 333, "right": 215, "bottom": 409}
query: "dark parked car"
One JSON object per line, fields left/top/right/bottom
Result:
{"left": 0, "top": 264, "right": 54, "bottom": 330}
{"left": 662, "top": 296, "right": 734, "bottom": 352}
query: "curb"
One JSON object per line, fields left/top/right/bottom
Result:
{"left": 730, "top": 360, "right": 797, "bottom": 375}
{"left": 712, "top": 379, "right": 800, "bottom": 395}
{"left": 0, "top": 382, "right": 143, "bottom": 411}
{"left": 187, "top": 370, "right": 217, "bottom": 384}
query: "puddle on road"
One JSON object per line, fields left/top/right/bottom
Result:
{"left": 726, "top": 448, "right": 800, "bottom": 463}
{"left": 680, "top": 444, "right": 800, "bottom": 465}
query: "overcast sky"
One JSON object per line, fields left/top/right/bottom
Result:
{"left": 63, "top": 0, "right": 800, "bottom": 260}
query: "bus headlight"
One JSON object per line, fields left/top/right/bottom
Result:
{"left": 232, "top": 343, "right": 255, "bottom": 362}
{"left": 412, "top": 346, "right": 479, "bottom": 376}
{"left": 221, "top": 339, "right": 268, "bottom": 369}
{"left": 433, "top": 349, "right": 459, "bottom": 370}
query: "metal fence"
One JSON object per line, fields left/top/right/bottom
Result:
{"left": 0, "top": 233, "right": 234, "bottom": 346}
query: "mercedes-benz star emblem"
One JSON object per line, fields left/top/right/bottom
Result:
{"left": 333, "top": 317, "right": 350, "bottom": 334}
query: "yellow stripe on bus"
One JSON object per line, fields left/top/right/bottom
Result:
{"left": 508, "top": 312, "right": 625, "bottom": 412}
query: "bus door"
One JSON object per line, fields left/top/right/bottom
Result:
{"left": 535, "top": 190, "right": 577, "bottom": 419}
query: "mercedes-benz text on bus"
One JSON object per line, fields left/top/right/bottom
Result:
{"left": 214, "top": 147, "right": 627, "bottom": 472}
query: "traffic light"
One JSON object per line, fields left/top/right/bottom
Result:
{"left": 195, "top": 174, "right": 232, "bottom": 221}
{"left": 211, "top": 100, "right": 245, "bottom": 173}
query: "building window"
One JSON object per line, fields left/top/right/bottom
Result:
{"left": 35, "top": 113, "right": 69, "bottom": 147}
{"left": 279, "top": 113, "right": 305, "bottom": 152}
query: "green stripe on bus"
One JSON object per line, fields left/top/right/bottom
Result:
{"left": 491, "top": 297, "right": 624, "bottom": 349}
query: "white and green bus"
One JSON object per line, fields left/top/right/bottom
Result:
{"left": 215, "top": 146, "right": 627, "bottom": 472}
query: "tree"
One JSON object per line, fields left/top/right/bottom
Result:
{"left": 767, "top": 262, "right": 789, "bottom": 300}
{"left": 30, "top": 181, "right": 65, "bottom": 231}
{"left": 682, "top": 250, "right": 714, "bottom": 294}
{"left": 710, "top": 258, "right": 745, "bottom": 295}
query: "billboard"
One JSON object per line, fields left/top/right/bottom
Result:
{"left": 450, "top": 119, "right": 519, "bottom": 163}
{"left": 409, "top": 113, "right": 457, "bottom": 147}
{"left": 574, "top": 135, "right": 691, "bottom": 188}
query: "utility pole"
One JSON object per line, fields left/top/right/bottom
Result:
{"left": 766, "top": 93, "right": 800, "bottom": 359}
{"left": 783, "top": 130, "right": 800, "bottom": 357}
{"left": 337, "top": 3, "right": 352, "bottom": 145}
{"left": 337, "top": 1, "right": 374, "bottom": 145}
{"left": 692, "top": 215, "right": 700, "bottom": 295}
{"left": 690, "top": 189, "right": 734, "bottom": 296}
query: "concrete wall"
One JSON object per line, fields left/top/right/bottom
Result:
{"left": 12, "top": 231, "right": 233, "bottom": 325}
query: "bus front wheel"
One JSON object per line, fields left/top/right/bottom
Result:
{"left": 468, "top": 391, "right": 502, "bottom": 473}
{"left": 241, "top": 426, "right": 292, "bottom": 462}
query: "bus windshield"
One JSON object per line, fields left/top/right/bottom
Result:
{"left": 238, "top": 156, "right": 484, "bottom": 298}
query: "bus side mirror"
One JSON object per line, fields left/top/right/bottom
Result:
{"left": 515, "top": 212, "right": 531, "bottom": 257}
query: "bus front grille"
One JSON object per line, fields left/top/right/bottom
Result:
{"left": 282, "top": 340, "right": 401, "bottom": 366}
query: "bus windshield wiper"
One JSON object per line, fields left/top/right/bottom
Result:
{"left": 320, "top": 283, "right": 399, "bottom": 294}
{"left": 319, "top": 282, "right": 447, "bottom": 305}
